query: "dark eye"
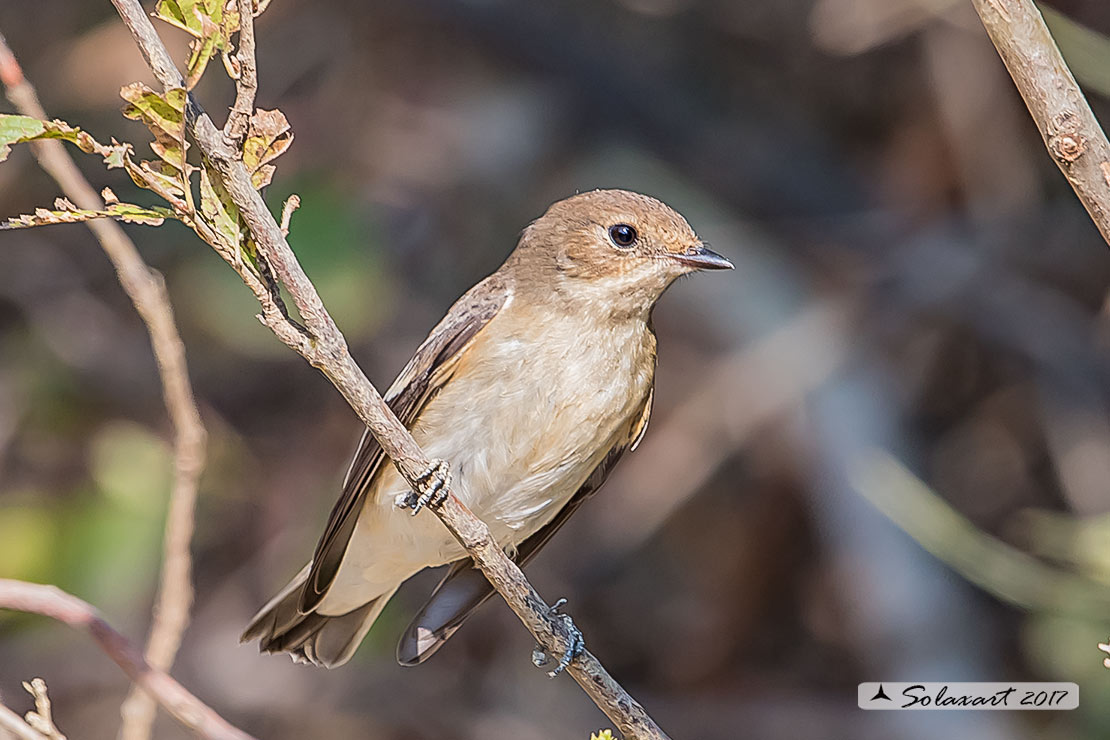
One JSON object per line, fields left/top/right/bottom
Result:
{"left": 608, "top": 223, "right": 637, "bottom": 248}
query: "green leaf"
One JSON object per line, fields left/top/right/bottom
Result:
{"left": 242, "top": 108, "right": 293, "bottom": 188}
{"left": 0, "top": 197, "right": 175, "bottom": 230}
{"left": 154, "top": 0, "right": 220, "bottom": 36}
{"left": 0, "top": 115, "right": 48, "bottom": 160}
{"left": 0, "top": 114, "right": 130, "bottom": 168}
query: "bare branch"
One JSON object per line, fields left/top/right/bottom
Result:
{"left": 0, "top": 31, "right": 209, "bottom": 740}
{"left": 0, "top": 702, "right": 46, "bottom": 740}
{"left": 970, "top": 0, "right": 1110, "bottom": 248}
{"left": 224, "top": 0, "right": 257, "bottom": 142}
{"left": 109, "top": 0, "right": 669, "bottom": 736}
{"left": 21, "top": 679, "right": 65, "bottom": 740}
{"left": 279, "top": 193, "right": 300, "bottom": 237}
{"left": 0, "top": 580, "right": 255, "bottom": 740}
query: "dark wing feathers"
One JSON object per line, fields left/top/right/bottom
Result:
{"left": 300, "top": 274, "right": 509, "bottom": 613}
{"left": 396, "top": 389, "right": 654, "bottom": 665}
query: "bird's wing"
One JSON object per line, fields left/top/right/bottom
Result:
{"left": 396, "top": 386, "right": 654, "bottom": 665}
{"left": 300, "top": 273, "right": 510, "bottom": 613}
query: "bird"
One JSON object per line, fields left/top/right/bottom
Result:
{"left": 241, "top": 188, "right": 732, "bottom": 669}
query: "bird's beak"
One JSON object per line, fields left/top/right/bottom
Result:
{"left": 670, "top": 243, "right": 734, "bottom": 271}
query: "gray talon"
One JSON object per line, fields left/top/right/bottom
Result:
{"left": 407, "top": 459, "right": 451, "bottom": 515}
{"left": 533, "top": 598, "right": 585, "bottom": 677}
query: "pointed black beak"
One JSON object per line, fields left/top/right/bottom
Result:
{"left": 671, "top": 243, "right": 734, "bottom": 271}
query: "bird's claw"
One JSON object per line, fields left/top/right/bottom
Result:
{"left": 531, "top": 598, "right": 585, "bottom": 677}
{"left": 403, "top": 459, "right": 451, "bottom": 515}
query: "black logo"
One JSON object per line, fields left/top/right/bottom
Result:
{"left": 871, "top": 684, "right": 892, "bottom": 701}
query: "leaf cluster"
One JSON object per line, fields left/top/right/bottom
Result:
{"left": 0, "top": 0, "right": 290, "bottom": 263}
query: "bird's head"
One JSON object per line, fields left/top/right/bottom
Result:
{"left": 510, "top": 189, "right": 732, "bottom": 317}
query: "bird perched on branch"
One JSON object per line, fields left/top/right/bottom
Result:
{"left": 242, "top": 189, "right": 732, "bottom": 669}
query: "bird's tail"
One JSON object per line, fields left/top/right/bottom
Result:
{"left": 241, "top": 564, "right": 397, "bottom": 669}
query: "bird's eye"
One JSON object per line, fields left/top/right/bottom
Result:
{"left": 608, "top": 224, "right": 638, "bottom": 248}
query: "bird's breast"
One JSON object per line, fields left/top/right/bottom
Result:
{"left": 415, "top": 309, "right": 654, "bottom": 527}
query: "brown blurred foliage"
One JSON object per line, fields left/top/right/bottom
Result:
{"left": 2, "top": 1, "right": 1110, "bottom": 739}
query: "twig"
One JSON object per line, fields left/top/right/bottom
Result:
{"left": 0, "top": 580, "right": 255, "bottom": 740}
{"left": 21, "top": 679, "right": 65, "bottom": 740}
{"left": 224, "top": 0, "right": 257, "bottom": 142}
{"left": 278, "top": 194, "right": 299, "bottom": 237}
{"left": 0, "top": 30, "right": 209, "bottom": 740}
{"left": 108, "top": 0, "right": 669, "bottom": 736}
{"left": 970, "top": 0, "right": 1110, "bottom": 248}
{"left": 0, "top": 702, "right": 46, "bottom": 740}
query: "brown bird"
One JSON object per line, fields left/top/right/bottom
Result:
{"left": 242, "top": 189, "right": 732, "bottom": 668}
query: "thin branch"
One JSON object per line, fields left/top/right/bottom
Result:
{"left": 224, "top": 0, "right": 257, "bottom": 141}
{"left": 970, "top": 0, "right": 1110, "bottom": 248}
{"left": 0, "top": 30, "right": 209, "bottom": 740}
{"left": 108, "top": 1, "right": 669, "bottom": 736}
{"left": 0, "top": 580, "right": 256, "bottom": 740}
{"left": 21, "top": 679, "right": 65, "bottom": 740}
{"left": 0, "top": 703, "right": 46, "bottom": 740}
{"left": 278, "top": 193, "right": 300, "bottom": 237}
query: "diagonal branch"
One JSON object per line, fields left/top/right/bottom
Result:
{"left": 0, "top": 702, "right": 47, "bottom": 740}
{"left": 108, "top": 0, "right": 669, "bottom": 737}
{"left": 0, "top": 29, "right": 208, "bottom": 740}
{"left": 0, "top": 580, "right": 255, "bottom": 740}
{"left": 970, "top": 0, "right": 1110, "bottom": 248}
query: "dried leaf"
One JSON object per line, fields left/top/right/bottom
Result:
{"left": 123, "top": 158, "right": 188, "bottom": 200}
{"left": 242, "top": 108, "right": 293, "bottom": 188}
{"left": 251, "top": 163, "right": 276, "bottom": 189}
{"left": 1, "top": 201, "right": 175, "bottom": 229}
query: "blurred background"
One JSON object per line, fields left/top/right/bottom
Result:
{"left": 2, "top": 0, "right": 1110, "bottom": 738}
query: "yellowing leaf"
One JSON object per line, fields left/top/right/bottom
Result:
{"left": 186, "top": 28, "right": 223, "bottom": 89}
{"left": 155, "top": 0, "right": 236, "bottom": 88}
{"left": 199, "top": 161, "right": 243, "bottom": 249}
{"left": 120, "top": 84, "right": 188, "bottom": 170}
{"left": 590, "top": 731, "right": 616, "bottom": 740}
{"left": 155, "top": 0, "right": 274, "bottom": 88}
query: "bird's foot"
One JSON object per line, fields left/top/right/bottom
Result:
{"left": 531, "top": 598, "right": 585, "bottom": 677}
{"left": 402, "top": 459, "right": 451, "bottom": 515}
